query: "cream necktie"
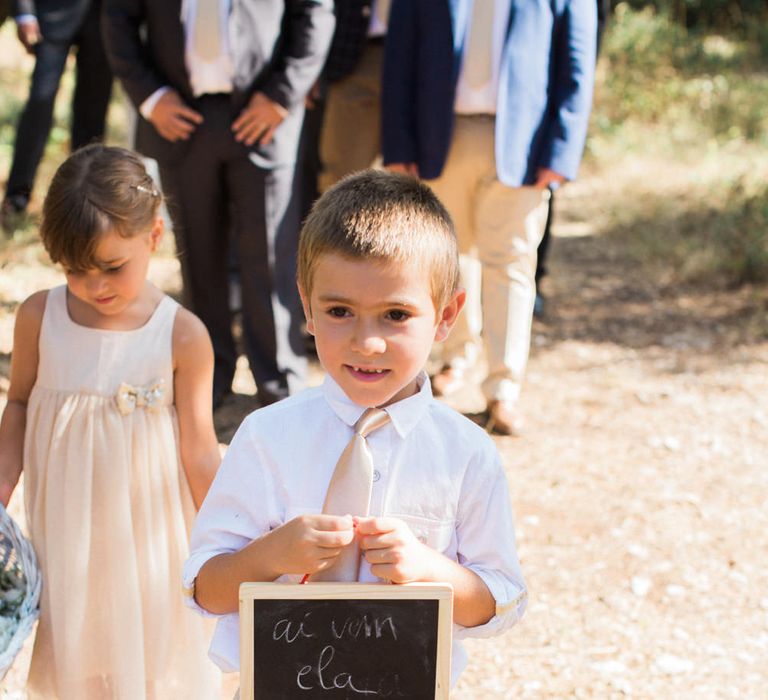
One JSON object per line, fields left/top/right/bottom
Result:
{"left": 464, "top": 0, "right": 494, "bottom": 88}
{"left": 193, "top": 0, "right": 221, "bottom": 62}
{"left": 312, "top": 408, "right": 391, "bottom": 582}
{"left": 375, "top": 0, "right": 391, "bottom": 26}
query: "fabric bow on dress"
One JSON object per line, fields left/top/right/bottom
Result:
{"left": 115, "top": 380, "right": 165, "bottom": 415}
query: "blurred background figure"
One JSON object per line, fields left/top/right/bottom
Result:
{"left": 383, "top": 0, "right": 597, "bottom": 436}
{"left": 103, "top": 0, "right": 335, "bottom": 410}
{"left": 318, "top": 0, "right": 390, "bottom": 193}
{"left": 292, "top": 0, "right": 391, "bottom": 339}
{"left": 1, "top": 0, "right": 112, "bottom": 229}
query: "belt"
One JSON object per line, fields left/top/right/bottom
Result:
{"left": 456, "top": 113, "right": 495, "bottom": 121}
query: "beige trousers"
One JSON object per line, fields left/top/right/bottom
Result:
{"left": 427, "top": 115, "right": 549, "bottom": 404}
{"left": 319, "top": 42, "right": 384, "bottom": 192}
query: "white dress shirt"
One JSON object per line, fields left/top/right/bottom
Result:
{"left": 183, "top": 372, "right": 527, "bottom": 685}
{"left": 455, "top": 0, "right": 512, "bottom": 115}
{"left": 140, "top": 0, "right": 234, "bottom": 119}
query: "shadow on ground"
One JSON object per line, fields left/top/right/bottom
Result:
{"left": 535, "top": 231, "right": 768, "bottom": 354}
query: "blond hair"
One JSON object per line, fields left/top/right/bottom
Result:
{"left": 298, "top": 170, "right": 459, "bottom": 309}
{"left": 40, "top": 145, "right": 162, "bottom": 271}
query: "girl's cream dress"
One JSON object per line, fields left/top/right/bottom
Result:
{"left": 23, "top": 285, "right": 219, "bottom": 699}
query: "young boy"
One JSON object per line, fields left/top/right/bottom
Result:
{"left": 183, "top": 170, "right": 527, "bottom": 685}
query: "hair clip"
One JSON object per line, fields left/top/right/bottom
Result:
{"left": 130, "top": 183, "right": 160, "bottom": 197}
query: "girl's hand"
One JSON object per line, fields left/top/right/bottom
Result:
{"left": 267, "top": 514, "right": 355, "bottom": 576}
{"left": 357, "top": 516, "right": 439, "bottom": 584}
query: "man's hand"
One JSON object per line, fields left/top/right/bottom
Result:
{"left": 16, "top": 18, "right": 42, "bottom": 54}
{"left": 385, "top": 162, "right": 419, "bottom": 177}
{"left": 232, "top": 92, "right": 288, "bottom": 146}
{"left": 149, "top": 90, "right": 203, "bottom": 142}
{"left": 357, "top": 516, "right": 440, "bottom": 584}
{"left": 534, "top": 167, "right": 566, "bottom": 190}
{"left": 266, "top": 514, "right": 355, "bottom": 576}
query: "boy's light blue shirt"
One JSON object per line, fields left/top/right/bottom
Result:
{"left": 183, "top": 372, "right": 527, "bottom": 684}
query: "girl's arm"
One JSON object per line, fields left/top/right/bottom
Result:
{"left": 0, "top": 291, "right": 46, "bottom": 507}
{"left": 173, "top": 307, "right": 220, "bottom": 509}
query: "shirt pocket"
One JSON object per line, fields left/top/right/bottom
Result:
{"left": 391, "top": 513, "right": 455, "bottom": 555}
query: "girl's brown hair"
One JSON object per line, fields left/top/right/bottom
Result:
{"left": 40, "top": 144, "right": 162, "bottom": 271}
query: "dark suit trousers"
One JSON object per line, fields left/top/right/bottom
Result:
{"left": 5, "top": 2, "right": 112, "bottom": 202}
{"left": 158, "top": 95, "right": 307, "bottom": 405}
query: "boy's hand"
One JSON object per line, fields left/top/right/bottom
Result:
{"left": 268, "top": 514, "right": 355, "bottom": 576}
{"left": 357, "top": 516, "right": 440, "bottom": 584}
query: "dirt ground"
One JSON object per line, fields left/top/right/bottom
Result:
{"left": 2, "top": 156, "right": 768, "bottom": 698}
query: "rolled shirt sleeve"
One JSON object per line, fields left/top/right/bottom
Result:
{"left": 453, "top": 447, "right": 527, "bottom": 640}
{"left": 182, "top": 416, "right": 278, "bottom": 615}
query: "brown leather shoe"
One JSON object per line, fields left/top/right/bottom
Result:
{"left": 486, "top": 400, "right": 524, "bottom": 437}
{"left": 431, "top": 366, "right": 465, "bottom": 397}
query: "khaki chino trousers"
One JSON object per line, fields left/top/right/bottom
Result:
{"left": 427, "top": 115, "right": 549, "bottom": 404}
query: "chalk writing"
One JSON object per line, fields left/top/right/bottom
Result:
{"left": 296, "top": 645, "right": 404, "bottom": 696}
{"left": 252, "top": 598, "right": 439, "bottom": 699}
{"left": 272, "top": 613, "right": 316, "bottom": 643}
{"left": 331, "top": 614, "right": 398, "bottom": 641}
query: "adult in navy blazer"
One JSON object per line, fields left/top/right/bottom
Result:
{"left": 1, "top": 0, "right": 112, "bottom": 222}
{"left": 103, "top": 0, "right": 335, "bottom": 407}
{"left": 383, "top": 0, "right": 596, "bottom": 186}
{"left": 382, "top": 0, "right": 596, "bottom": 434}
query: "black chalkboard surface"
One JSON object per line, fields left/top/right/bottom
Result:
{"left": 239, "top": 583, "right": 453, "bottom": 700}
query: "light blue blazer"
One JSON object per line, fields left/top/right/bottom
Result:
{"left": 382, "top": 0, "right": 597, "bottom": 186}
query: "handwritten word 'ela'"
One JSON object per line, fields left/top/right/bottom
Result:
{"left": 272, "top": 613, "right": 404, "bottom": 696}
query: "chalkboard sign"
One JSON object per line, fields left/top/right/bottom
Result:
{"left": 239, "top": 583, "right": 453, "bottom": 700}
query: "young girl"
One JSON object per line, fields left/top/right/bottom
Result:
{"left": 0, "top": 145, "right": 221, "bottom": 699}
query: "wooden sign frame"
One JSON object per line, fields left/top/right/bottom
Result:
{"left": 239, "top": 582, "right": 453, "bottom": 699}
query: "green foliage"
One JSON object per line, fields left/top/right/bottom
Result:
{"left": 615, "top": 0, "right": 768, "bottom": 32}
{"left": 597, "top": 5, "right": 768, "bottom": 148}
{"left": 612, "top": 179, "right": 768, "bottom": 287}
{"left": 592, "top": 5, "right": 768, "bottom": 286}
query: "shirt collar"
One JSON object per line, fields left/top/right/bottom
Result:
{"left": 321, "top": 371, "right": 433, "bottom": 439}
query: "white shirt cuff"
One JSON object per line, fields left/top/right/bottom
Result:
{"left": 140, "top": 86, "right": 170, "bottom": 121}
{"left": 15, "top": 15, "right": 37, "bottom": 24}
{"left": 181, "top": 549, "right": 223, "bottom": 617}
{"left": 453, "top": 566, "right": 527, "bottom": 640}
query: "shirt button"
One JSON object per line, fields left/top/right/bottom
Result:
{"left": 418, "top": 535, "right": 428, "bottom": 544}
{"left": 372, "top": 470, "right": 381, "bottom": 482}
